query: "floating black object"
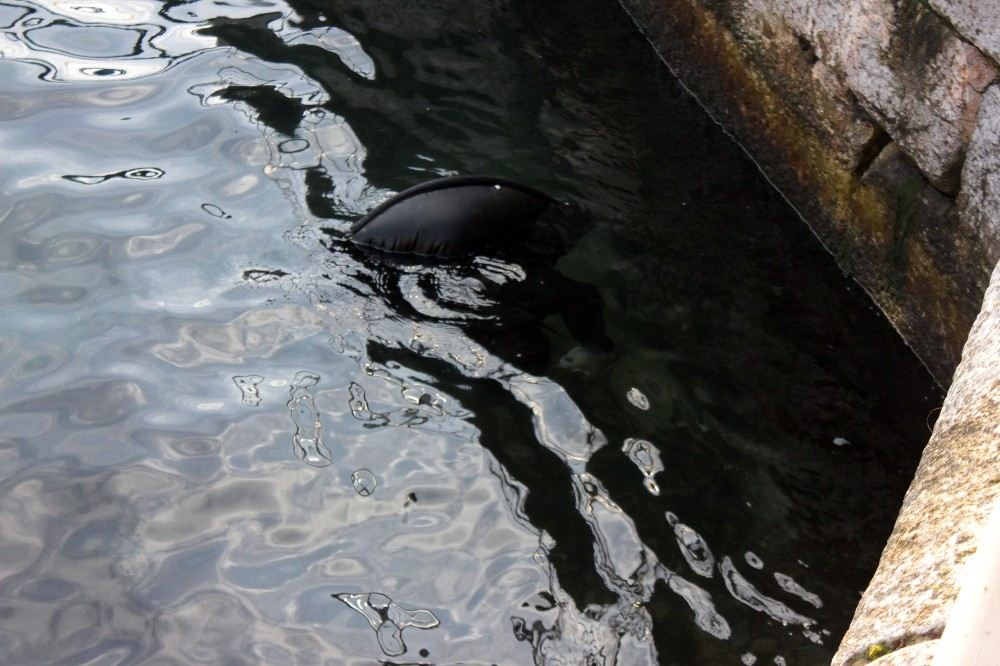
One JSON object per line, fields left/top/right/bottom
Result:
{"left": 350, "top": 175, "right": 555, "bottom": 258}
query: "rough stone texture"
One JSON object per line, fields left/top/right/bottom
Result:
{"left": 868, "top": 641, "right": 937, "bottom": 665}
{"left": 934, "top": 493, "right": 1000, "bottom": 664}
{"left": 927, "top": 0, "right": 1000, "bottom": 65}
{"left": 617, "top": 0, "right": 1000, "bottom": 660}
{"left": 855, "top": 140, "right": 990, "bottom": 375}
{"left": 619, "top": 0, "right": 996, "bottom": 383}
{"left": 827, "top": 0, "right": 995, "bottom": 194}
{"left": 832, "top": 259, "right": 1000, "bottom": 665}
{"left": 958, "top": 85, "right": 1000, "bottom": 265}
{"left": 723, "top": 0, "right": 881, "bottom": 169}
{"left": 731, "top": 0, "right": 998, "bottom": 193}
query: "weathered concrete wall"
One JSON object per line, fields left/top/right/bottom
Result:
{"left": 832, "top": 258, "right": 1000, "bottom": 665}
{"left": 619, "top": 0, "right": 1000, "bottom": 384}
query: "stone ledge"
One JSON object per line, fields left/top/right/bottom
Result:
{"left": 832, "top": 259, "right": 1000, "bottom": 665}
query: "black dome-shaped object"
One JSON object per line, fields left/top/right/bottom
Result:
{"left": 350, "top": 175, "right": 555, "bottom": 258}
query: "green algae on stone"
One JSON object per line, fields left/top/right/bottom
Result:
{"left": 865, "top": 642, "right": 891, "bottom": 660}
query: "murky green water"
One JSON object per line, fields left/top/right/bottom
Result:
{"left": 0, "top": 1, "right": 941, "bottom": 663}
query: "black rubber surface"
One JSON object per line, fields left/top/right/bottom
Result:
{"left": 350, "top": 175, "right": 554, "bottom": 257}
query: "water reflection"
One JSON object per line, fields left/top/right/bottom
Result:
{"left": 665, "top": 511, "right": 715, "bottom": 578}
{"left": 745, "top": 550, "right": 765, "bottom": 570}
{"left": 0, "top": 0, "right": 941, "bottom": 663}
{"left": 719, "top": 556, "right": 817, "bottom": 635}
{"left": 200, "top": 202, "right": 230, "bottom": 218}
{"left": 286, "top": 371, "right": 331, "bottom": 468}
{"left": 333, "top": 591, "right": 439, "bottom": 657}
{"left": 63, "top": 166, "right": 164, "bottom": 185}
{"left": 662, "top": 568, "right": 731, "bottom": 640}
{"left": 350, "top": 468, "right": 376, "bottom": 497}
{"left": 0, "top": 0, "right": 216, "bottom": 81}
{"left": 626, "top": 387, "right": 650, "bottom": 411}
{"left": 232, "top": 374, "right": 262, "bottom": 406}
{"left": 622, "top": 437, "right": 664, "bottom": 496}
{"left": 774, "top": 572, "right": 824, "bottom": 610}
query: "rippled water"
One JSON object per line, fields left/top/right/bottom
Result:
{"left": 0, "top": 1, "right": 942, "bottom": 663}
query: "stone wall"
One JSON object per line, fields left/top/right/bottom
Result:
{"left": 832, "top": 258, "right": 1000, "bottom": 665}
{"left": 619, "top": 0, "right": 1000, "bottom": 385}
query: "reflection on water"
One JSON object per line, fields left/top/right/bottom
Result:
{"left": 622, "top": 437, "right": 664, "bottom": 496}
{"left": 627, "top": 386, "right": 650, "bottom": 411}
{"left": 0, "top": 0, "right": 941, "bottom": 663}
{"left": 745, "top": 550, "right": 766, "bottom": 570}
{"left": 232, "top": 374, "right": 263, "bottom": 406}
{"left": 333, "top": 591, "right": 439, "bottom": 657}
{"left": 350, "top": 468, "right": 376, "bottom": 497}
{"left": 719, "top": 556, "right": 816, "bottom": 633}
{"left": 666, "top": 511, "right": 715, "bottom": 579}
{"left": 63, "top": 166, "right": 165, "bottom": 185}
{"left": 775, "top": 572, "right": 824, "bottom": 610}
{"left": 286, "top": 370, "right": 331, "bottom": 468}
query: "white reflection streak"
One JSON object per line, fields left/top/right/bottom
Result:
{"left": 286, "top": 371, "right": 332, "bottom": 468}
{"left": 280, "top": 26, "right": 377, "bottom": 80}
{"left": 774, "top": 571, "right": 823, "bottom": 609}
{"left": 719, "top": 556, "right": 816, "bottom": 628}
{"left": 0, "top": 0, "right": 223, "bottom": 81}
{"left": 622, "top": 437, "right": 664, "bottom": 496}
{"left": 660, "top": 566, "right": 732, "bottom": 640}
{"left": 665, "top": 511, "right": 715, "bottom": 578}
{"left": 333, "top": 592, "right": 439, "bottom": 657}
{"left": 507, "top": 374, "right": 607, "bottom": 470}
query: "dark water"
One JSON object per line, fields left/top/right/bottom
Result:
{"left": 0, "top": 1, "right": 942, "bottom": 664}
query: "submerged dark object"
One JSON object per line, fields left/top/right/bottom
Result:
{"left": 324, "top": 174, "right": 611, "bottom": 372}
{"left": 350, "top": 175, "right": 555, "bottom": 257}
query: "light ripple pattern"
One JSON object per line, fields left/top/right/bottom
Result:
{"left": 0, "top": 0, "right": 940, "bottom": 663}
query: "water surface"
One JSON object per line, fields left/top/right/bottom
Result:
{"left": 0, "top": 0, "right": 941, "bottom": 663}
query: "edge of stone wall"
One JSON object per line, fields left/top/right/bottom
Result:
{"left": 616, "top": 0, "right": 1000, "bottom": 662}
{"left": 618, "top": 0, "right": 996, "bottom": 385}
{"left": 832, "top": 258, "right": 1000, "bottom": 665}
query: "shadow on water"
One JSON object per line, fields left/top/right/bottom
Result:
{"left": 0, "top": 0, "right": 941, "bottom": 663}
